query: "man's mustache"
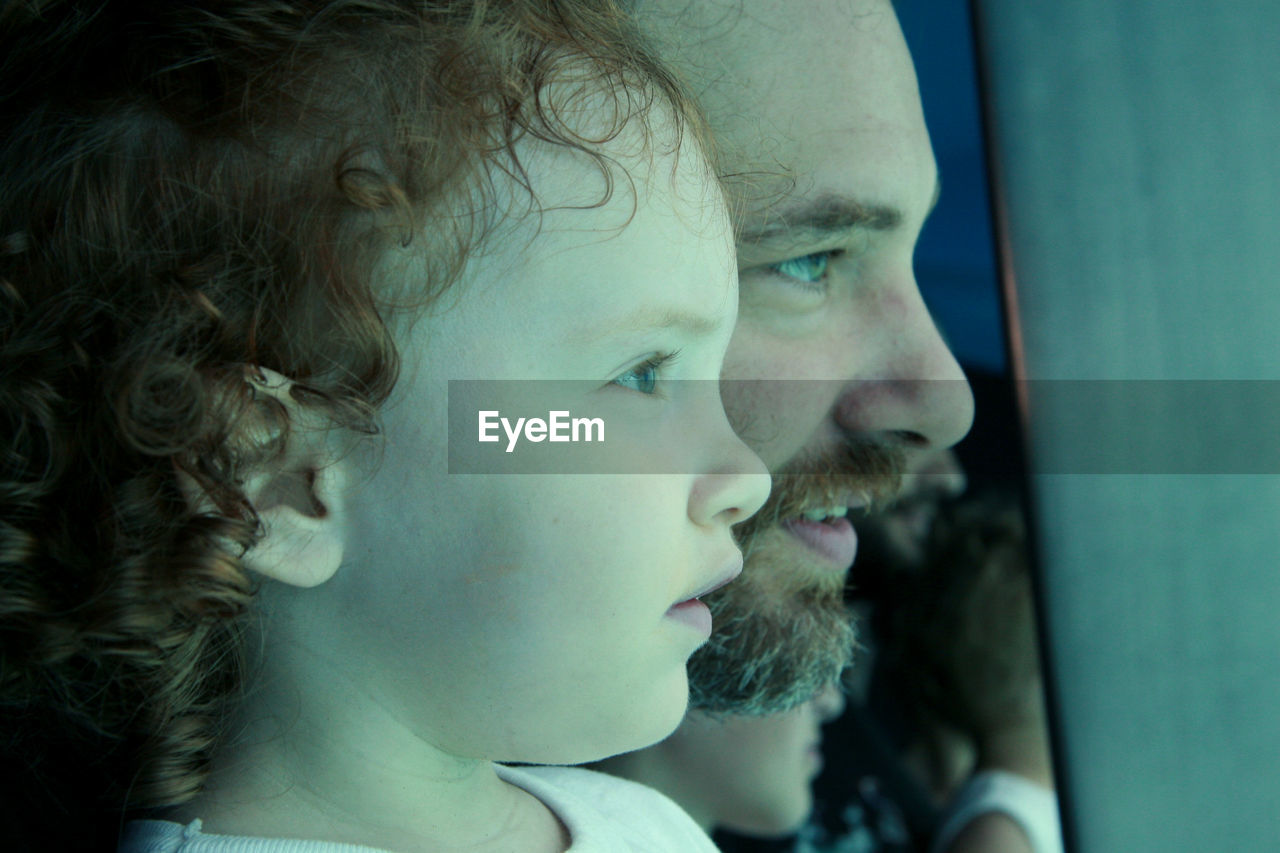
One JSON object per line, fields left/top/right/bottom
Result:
{"left": 734, "top": 440, "right": 907, "bottom": 547}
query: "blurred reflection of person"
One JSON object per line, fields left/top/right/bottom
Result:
{"left": 784, "top": 448, "right": 971, "bottom": 853}
{"left": 857, "top": 448, "right": 968, "bottom": 579}
{"left": 880, "top": 492, "right": 1063, "bottom": 853}
{"left": 596, "top": 683, "right": 846, "bottom": 838}
{"left": 693, "top": 449, "right": 970, "bottom": 853}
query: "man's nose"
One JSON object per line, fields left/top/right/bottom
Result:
{"left": 833, "top": 285, "right": 974, "bottom": 458}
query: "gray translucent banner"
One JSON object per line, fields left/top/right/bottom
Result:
{"left": 1023, "top": 380, "right": 1280, "bottom": 474}
{"left": 447, "top": 379, "right": 1277, "bottom": 474}
{"left": 448, "top": 379, "right": 747, "bottom": 475}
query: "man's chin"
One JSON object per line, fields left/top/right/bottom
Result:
{"left": 686, "top": 527, "right": 856, "bottom": 716}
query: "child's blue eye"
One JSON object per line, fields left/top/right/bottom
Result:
{"left": 611, "top": 351, "right": 680, "bottom": 395}
{"left": 768, "top": 251, "right": 838, "bottom": 286}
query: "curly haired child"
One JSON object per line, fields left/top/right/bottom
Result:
{"left": 0, "top": 2, "right": 769, "bottom": 849}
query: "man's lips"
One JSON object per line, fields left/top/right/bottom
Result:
{"left": 781, "top": 515, "right": 859, "bottom": 569}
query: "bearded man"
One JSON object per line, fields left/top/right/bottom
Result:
{"left": 635, "top": 0, "right": 976, "bottom": 714}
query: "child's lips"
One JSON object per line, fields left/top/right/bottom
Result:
{"left": 674, "top": 550, "right": 743, "bottom": 607}
{"left": 665, "top": 598, "right": 713, "bottom": 635}
{"left": 664, "top": 551, "right": 743, "bottom": 636}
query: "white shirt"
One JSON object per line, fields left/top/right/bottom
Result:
{"left": 119, "top": 764, "right": 718, "bottom": 853}
{"left": 930, "top": 770, "right": 1064, "bottom": 853}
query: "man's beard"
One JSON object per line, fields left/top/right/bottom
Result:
{"left": 687, "top": 440, "right": 905, "bottom": 715}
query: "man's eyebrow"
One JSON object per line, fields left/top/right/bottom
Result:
{"left": 568, "top": 307, "right": 723, "bottom": 344}
{"left": 739, "top": 177, "right": 942, "bottom": 245}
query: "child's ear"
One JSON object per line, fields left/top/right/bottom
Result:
{"left": 237, "top": 368, "right": 348, "bottom": 588}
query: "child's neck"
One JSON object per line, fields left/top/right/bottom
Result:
{"left": 167, "top": 637, "right": 570, "bottom": 852}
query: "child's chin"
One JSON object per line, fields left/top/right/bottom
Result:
{"left": 525, "top": 682, "right": 690, "bottom": 765}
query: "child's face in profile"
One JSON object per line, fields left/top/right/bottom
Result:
{"left": 311, "top": 114, "right": 769, "bottom": 765}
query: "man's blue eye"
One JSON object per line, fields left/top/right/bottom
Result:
{"left": 610, "top": 351, "right": 680, "bottom": 395}
{"left": 768, "top": 251, "right": 833, "bottom": 284}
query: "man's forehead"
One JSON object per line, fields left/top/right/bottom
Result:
{"left": 637, "top": 0, "right": 920, "bottom": 155}
{"left": 639, "top": 0, "right": 883, "bottom": 42}
{"left": 638, "top": 0, "right": 899, "bottom": 85}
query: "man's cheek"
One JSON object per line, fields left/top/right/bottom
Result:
{"left": 722, "top": 383, "right": 822, "bottom": 464}
{"left": 720, "top": 377, "right": 768, "bottom": 436}
{"left": 721, "top": 386, "right": 791, "bottom": 465}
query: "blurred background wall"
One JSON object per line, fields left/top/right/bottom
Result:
{"left": 972, "top": 2, "right": 1280, "bottom": 850}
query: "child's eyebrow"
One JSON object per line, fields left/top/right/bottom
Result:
{"left": 568, "top": 307, "right": 724, "bottom": 344}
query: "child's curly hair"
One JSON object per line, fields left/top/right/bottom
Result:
{"left": 0, "top": 0, "right": 702, "bottom": 837}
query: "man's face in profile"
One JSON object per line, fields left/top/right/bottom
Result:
{"left": 637, "top": 0, "right": 975, "bottom": 713}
